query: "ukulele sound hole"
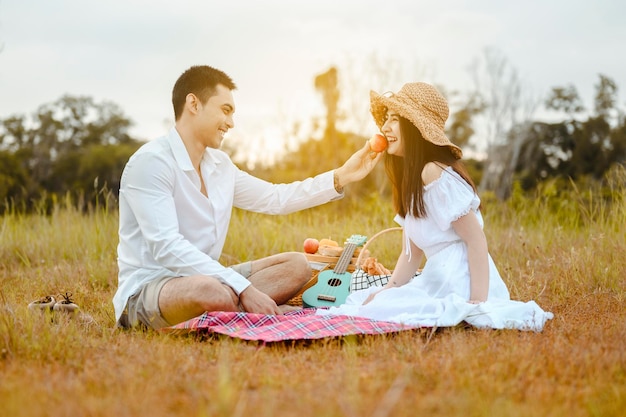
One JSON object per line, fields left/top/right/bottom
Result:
{"left": 328, "top": 278, "right": 342, "bottom": 287}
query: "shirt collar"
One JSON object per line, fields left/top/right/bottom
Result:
{"left": 167, "top": 127, "right": 221, "bottom": 171}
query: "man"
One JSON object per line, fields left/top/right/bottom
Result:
{"left": 113, "top": 65, "right": 382, "bottom": 330}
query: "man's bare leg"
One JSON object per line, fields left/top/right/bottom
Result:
{"left": 158, "top": 251, "right": 310, "bottom": 326}
{"left": 247, "top": 252, "right": 311, "bottom": 305}
{"left": 158, "top": 275, "right": 239, "bottom": 326}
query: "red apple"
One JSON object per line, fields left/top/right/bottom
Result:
{"left": 303, "top": 238, "right": 320, "bottom": 254}
{"left": 369, "top": 133, "right": 388, "bottom": 153}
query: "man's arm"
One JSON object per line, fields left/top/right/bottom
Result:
{"left": 231, "top": 141, "right": 382, "bottom": 214}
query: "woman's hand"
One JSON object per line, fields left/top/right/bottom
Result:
{"left": 363, "top": 288, "right": 385, "bottom": 305}
{"left": 362, "top": 233, "right": 423, "bottom": 306}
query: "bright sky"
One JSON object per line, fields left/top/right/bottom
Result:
{"left": 1, "top": 0, "right": 625, "bottom": 165}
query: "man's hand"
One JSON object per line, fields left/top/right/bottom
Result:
{"left": 239, "top": 285, "right": 282, "bottom": 315}
{"left": 334, "top": 141, "right": 383, "bottom": 188}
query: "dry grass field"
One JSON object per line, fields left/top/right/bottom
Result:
{"left": 1, "top": 169, "right": 625, "bottom": 417}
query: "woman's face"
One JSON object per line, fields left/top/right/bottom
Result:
{"left": 382, "top": 111, "right": 404, "bottom": 157}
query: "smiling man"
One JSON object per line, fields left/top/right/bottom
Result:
{"left": 113, "top": 65, "right": 382, "bottom": 330}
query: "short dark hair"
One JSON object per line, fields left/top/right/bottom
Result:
{"left": 172, "top": 65, "right": 237, "bottom": 120}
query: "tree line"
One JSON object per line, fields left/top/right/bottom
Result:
{"left": 514, "top": 75, "right": 625, "bottom": 191}
{"left": 1, "top": 70, "right": 624, "bottom": 214}
{"left": 252, "top": 67, "right": 626, "bottom": 203}
{"left": 0, "top": 96, "right": 142, "bottom": 213}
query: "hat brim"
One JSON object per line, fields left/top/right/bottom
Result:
{"left": 369, "top": 90, "right": 463, "bottom": 159}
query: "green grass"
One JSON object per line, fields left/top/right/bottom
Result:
{"left": 1, "top": 167, "right": 625, "bottom": 417}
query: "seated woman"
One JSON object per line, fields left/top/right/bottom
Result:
{"left": 318, "top": 82, "right": 553, "bottom": 331}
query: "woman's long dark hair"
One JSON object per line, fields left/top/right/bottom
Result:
{"left": 384, "top": 117, "right": 477, "bottom": 218}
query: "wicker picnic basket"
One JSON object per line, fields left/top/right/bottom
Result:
{"left": 286, "top": 228, "right": 402, "bottom": 306}
{"left": 354, "top": 227, "right": 402, "bottom": 272}
{"left": 349, "top": 227, "right": 403, "bottom": 292}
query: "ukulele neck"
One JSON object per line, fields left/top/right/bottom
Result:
{"left": 334, "top": 243, "right": 356, "bottom": 274}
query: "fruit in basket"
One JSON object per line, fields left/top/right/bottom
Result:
{"left": 303, "top": 238, "right": 320, "bottom": 254}
{"left": 362, "top": 257, "right": 391, "bottom": 275}
{"left": 318, "top": 239, "right": 340, "bottom": 256}
{"left": 317, "top": 245, "right": 343, "bottom": 257}
{"left": 318, "top": 238, "right": 338, "bottom": 247}
{"left": 369, "top": 133, "right": 388, "bottom": 153}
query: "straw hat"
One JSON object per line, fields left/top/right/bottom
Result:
{"left": 370, "top": 82, "right": 463, "bottom": 159}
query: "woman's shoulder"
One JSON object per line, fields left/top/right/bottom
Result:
{"left": 421, "top": 162, "right": 447, "bottom": 186}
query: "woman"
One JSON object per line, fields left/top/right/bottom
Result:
{"left": 318, "top": 83, "right": 553, "bottom": 331}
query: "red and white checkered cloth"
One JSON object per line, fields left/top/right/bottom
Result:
{"left": 167, "top": 308, "right": 422, "bottom": 342}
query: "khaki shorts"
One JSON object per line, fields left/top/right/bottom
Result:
{"left": 117, "top": 262, "right": 252, "bottom": 330}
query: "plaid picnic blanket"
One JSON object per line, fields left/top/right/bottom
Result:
{"left": 168, "top": 308, "right": 421, "bottom": 342}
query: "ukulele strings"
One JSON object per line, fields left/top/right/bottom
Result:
{"left": 327, "top": 241, "right": 356, "bottom": 298}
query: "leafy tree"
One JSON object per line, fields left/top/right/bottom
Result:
{"left": 545, "top": 85, "right": 585, "bottom": 117}
{"left": 609, "top": 122, "right": 626, "bottom": 166}
{"left": 570, "top": 116, "right": 612, "bottom": 179}
{"left": 594, "top": 74, "right": 618, "bottom": 119}
{"left": 261, "top": 66, "right": 360, "bottom": 184}
{"left": 0, "top": 115, "right": 29, "bottom": 152}
{"left": 251, "top": 66, "right": 386, "bottom": 202}
{"left": 313, "top": 66, "right": 344, "bottom": 167}
{"left": 314, "top": 67, "right": 340, "bottom": 138}
{"left": 515, "top": 121, "right": 577, "bottom": 189}
{"left": 0, "top": 95, "right": 142, "bottom": 211}
{"left": 446, "top": 92, "right": 485, "bottom": 149}
{"left": 514, "top": 74, "right": 625, "bottom": 189}
{"left": 0, "top": 150, "right": 31, "bottom": 210}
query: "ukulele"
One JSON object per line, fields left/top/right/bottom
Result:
{"left": 302, "top": 234, "right": 367, "bottom": 308}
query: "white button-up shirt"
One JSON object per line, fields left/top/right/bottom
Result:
{"left": 113, "top": 127, "right": 342, "bottom": 321}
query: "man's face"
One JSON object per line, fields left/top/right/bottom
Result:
{"left": 195, "top": 84, "right": 235, "bottom": 149}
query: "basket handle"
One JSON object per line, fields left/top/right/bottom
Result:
{"left": 355, "top": 227, "right": 403, "bottom": 269}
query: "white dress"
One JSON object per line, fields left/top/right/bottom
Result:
{"left": 318, "top": 167, "right": 554, "bottom": 332}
